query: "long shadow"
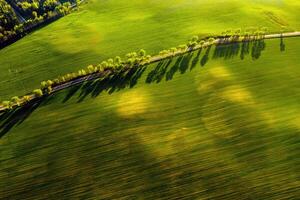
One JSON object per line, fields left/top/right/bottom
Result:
{"left": 213, "top": 39, "right": 266, "bottom": 61}
{"left": 190, "top": 48, "right": 202, "bottom": 71}
{"left": 74, "top": 67, "right": 147, "bottom": 103}
{"left": 251, "top": 40, "right": 266, "bottom": 60}
{"left": 146, "top": 58, "right": 173, "bottom": 84}
{"left": 213, "top": 42, "right": 240, "bottom": 60}
{"left": 240, "top": 41, "right": 251, "bottom": 60}
{"left": 179, "top": 53, "right": 193, "bottom": 74}
{"left": 280, "top": 36, "right": 285, "bottom": 52}
{"left": 166, "top": 56, "right": 184, "bottom": 81}
{"left": 201, "top": 46, "right": 212, "bottom": 66}
{"left": 62, "top": 84, "right": 82, "bottom": 103}
{"left": 0, "top": 98, "right": 44, "bottom": 138}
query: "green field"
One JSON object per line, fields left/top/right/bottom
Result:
{"left": 0, "top": 37, "right": 299, "bottom": 199}
{"left": 1, "top": 0, "right": 300, "bottom": 99}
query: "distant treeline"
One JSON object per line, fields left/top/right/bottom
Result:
{"left": 0, "top": 0, "right": 79, "bottom": 48}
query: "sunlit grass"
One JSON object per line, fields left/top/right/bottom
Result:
{"left": 1, "top": 0, "right": 300, "bottom": 99}
{"left": 0, "top": 37, "right": 299, "bottom": 199}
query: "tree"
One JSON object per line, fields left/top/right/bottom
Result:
{"left": 208, "top": 37, "right": 215, "bottom": 44}
{"left": 87, "top": 65, "right": 95, "bottom": 73}
{"left": 178, "top": 44, "right": 187, "bottom": 51}
{"left": 23, "top": 95, "right": 31, "bottom": 102}
{"left": 261, "top": 27, "right": 268, "bottom": 34}
{"left": 126, "top": 52, "right": 137, "bottom": 59}
{"left": 235, "top": 28, "right": 241, "bottom": 36}
{"left": 188, "top": 40, "right": 197, "bottom": 47}
{"left": 145, "top": 55, "right": 151, "bottom": 63}
{"left": 33, "top": 89, "right": 43, "bottom": 97}
{"left": 107, "top": 58, "right": 114, "bottom": 67}
{"left": 47, "top": 86, "right": 53, "bottom": 94}
{"left": 46, "top": 80, "right": 53, "bottom": 86}
{"left": 159, "top": 50, "right": 168, "bottom": 57}
{"left": 2, "top": 101, "right": 11, "bottom": 109}
{"left": 32, "top": 11, "right": 38, "bottom": 19}
{"left": 170, "top": 47, "right": 177, "bottom": 56}
{"left": 191, "top": 35, "right": 199, "bottom": 42}
{"left": 138, "top": 49, "right": 146, "bottom": 57}
{"left": 127, "top": 58, "right": 134, "bottom": 66}
{"left": 41, "top": 81, "right": 47, "bottom": 89}
{"left": 97, "top": 64, "right": 104, "bottom": 72}
{"left": 11, "top": 96, "right": 20, "bottom": 106}
{"left": 72, "top": 73, "right": 77, "bottom": 78}
{"left": 101, "top": 61, "right": 108, "bottom": 68}
{"left": 221, "top": 31, "right": 227, "bottom": 37}
{"left": 54, "top": 78, "right": 60, "bottom": 84}
{"left": 199, "top": 40, "right": 205, "bottom": 47}
{"left": 226, "top": 29, "right": 232, "bottom": 37}
{"left": 114, "top": 56, "right": 122, "bottom": 65}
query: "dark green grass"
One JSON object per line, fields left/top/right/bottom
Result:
{"left": 1, "top": 0, "right": 300, "bottom": 99}
{"left": 0, "top": 37, "right": 299, "bottom": 199}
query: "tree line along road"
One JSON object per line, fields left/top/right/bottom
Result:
{"left": 1, "top": 31, "right": 300, "bottom": 113}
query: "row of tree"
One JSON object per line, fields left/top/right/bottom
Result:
{"left": 0, "top": 49, "right": 151, "bottom": 110}
{"left": 159, "top": 35, "right": 215, "bottom": 58}
{"left": 1, "top": 89, "right": 42, "bottom": 109}
{"left": 219, "top": 27, "right": 269, "bottom": 43}
{"left": 1, "top": 29, "right": 269, "bottom": 111}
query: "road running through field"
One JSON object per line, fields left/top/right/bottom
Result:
{"left": 1, "top": 31, "right": 300, "bottom": 112}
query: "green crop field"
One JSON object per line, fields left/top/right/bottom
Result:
{"left": 0, "top": 37, "right": 299, "bottom": 199}
{"left": 1, "top": 0, "right": 300, "bottom": 99}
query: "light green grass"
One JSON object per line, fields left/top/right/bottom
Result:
{"left": 1, "top": 0, "right": 300, "bottom": 99}
{"left": 0, "top": 37, "right": 299, "bottom": 199}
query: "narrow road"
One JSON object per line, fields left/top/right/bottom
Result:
{"left": 265, "top": 32, "right": 300, "bottom": 39}
{"left": 1, "top": 31, "right": 300, "bottom": 113}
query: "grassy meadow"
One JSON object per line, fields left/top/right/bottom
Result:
{"left": 1, "top": 0, "right": 300, "bottom": 99}
{"left": 0, "top": 37, "right": 299, "bottom": 199}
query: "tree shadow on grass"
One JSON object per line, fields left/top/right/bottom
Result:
{"left": 240, "top": 41, "right": 251, "bottom": 60}
{"left": 0, "top": 39, "right": 273, "bottom": 138}
{"left": 213, "top": 42, "right": 240, "bottom": 60}
{"left": 74, "top": 66, "right": 147, "bottom": 103}
{"left": 62, "top": 84, "right": 82, "bottom": 103}
{"left": 213, "top": 39, "right": 266, "bottom": 61}
{"left": 251, "top": 40, "right": 266, "bottom": 60}
{"left": 179, "top": 53, "right": 193, "bottom": 74}
{"left": 62, "top": 39, "right": 269, "bottom": 104}
{"left": 280, "top": 36, "right": 285, "bottom": 52}
{"left": 190, "top": 48, "right": 202, "bottom": 71}
{"left": 166, "top": 56, "right": 184, "bottom": 81}
{"left": 146, "top": 58, "right": 173, "bottom": 84}
{"left": 0, "top": 98, "right": 44, "bottom": 138}
{"left": 201, "top": 46, "right": 212, "bottom": 66}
